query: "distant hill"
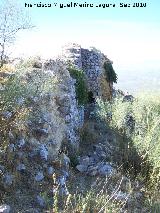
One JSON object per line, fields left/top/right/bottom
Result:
{"left": 115, "top": 69, "right": 160, "bottom": 95}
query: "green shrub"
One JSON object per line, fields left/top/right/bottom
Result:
{"left": 96, "top": 93, "right": 160, "bottom": 188}
{"left": 1, "top": 68, "right": 57, "bottom": 111}
{"left": 96, "top": 94, "right": 160, "bottom": 211}
{"left": 0, "top": 67, "right": 57, "bottom": 150}
{"left": 53, "top": 179, "right": 124, "bottom": 212}
{"left": 103, "top": 62, "right": 118, "bottom": 83}
{"left": 67, "top": 65, "right": 88, "bottom": 105}
{"left": 16, "top": 56, "right": 41, "bottom": 69}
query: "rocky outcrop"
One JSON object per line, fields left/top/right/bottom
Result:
{"left": 43, "top": 59, "right": 82, "bottom": 148}
{"left": 0, "top": 44, "right": 116, "bottom": 211}
{"left": 0, "top": 58, "right": 82, "bottom": 209}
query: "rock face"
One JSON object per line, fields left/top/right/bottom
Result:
{"left": 0, "top": 45, "right": 116, "bottom": 211}
{"left": 0, "top": 58, "right": 82, "bottom": 208}
{"left": 76, "top": 142, "right": 114, "bottom": 177}
{"left": 43, "top": 59, "right": 82, "bottom": 149}
{"left": 20, "top": 59, "right": 81, "bottom": 161}
{"left": 62, "top": 43, "right": 113, "bottom": 101}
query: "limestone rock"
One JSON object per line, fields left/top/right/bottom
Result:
{"left": 0, "top": 165, "right": 5, "bottom": 174}
{"left": 8, "top": 131, "right": 14, "bottom": 140}
{"left": 16, "top": 97, "right": 25, "bottom": 106}
{"left": 3, "top": 174, "right": 14, "bottom": 186}
{"left": 113, "top": 190, "right": 130, "bottom": 202}
{"left": 33, "top": 61, "right": 42, "bottom": 69}
{"left": 59, "top": 186, "right": 69, "bottom": 196}
{"left": 58, "top": 176, "right": 66, "bottom": 186}
{"left": 47, "top": 166, "right": 55, "bottom": 175}
{"left": 17, "top": 138, "right": 25, "bottom": 148}
{"left": 16, "top": 163, "right": 26, "bottom": 172}
{"left": 25, "top": 208, "right": 40, "bottom": 213}
{"left": 61, "top": 170, "right": 69, "bottom": 179}
{"left": 36, "top": 195, "right": 45, "bottom": 207}
{"left": 87, "top": 165, "right": 98, "bottom": 176}
{"left": 2, "top": 111, "right": 12, "bottom": 119}
{"left": 76, "top": 165, "right": 88, "bottom": 173}
{"left": 35, "top": 172, "right": 44, "bottom": 182}
{"left": 0, "top": 204, "right": 11, "bottom": 213}
{"left": 39, "top": 144, "right": 48, "bottom": 161}
{"left": 123, "top": 95, "right": 134, "bottom": 102}
{"left": 79, "top": 156, "right": 90, "bottom": 166}
{"left": 98, "top": 164, "right": 113, "bottom": 176}
{"left": 60, "top": 153, "right": 70, "bottom": 170}
{"left": 7, "top": 143, "right": 15, "bottom": 153}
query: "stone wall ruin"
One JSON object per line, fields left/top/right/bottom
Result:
{"left": 62, "top": 43, "right": 113, "bottom": 101}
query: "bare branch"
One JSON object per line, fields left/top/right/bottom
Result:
{"left": 0, "top": 0, "right": 34, "bottom": 67}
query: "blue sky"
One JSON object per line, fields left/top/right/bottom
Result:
{"left": 3, "top": 0, "right": 160, "bottom": 75}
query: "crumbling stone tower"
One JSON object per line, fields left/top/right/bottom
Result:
{"left": 62, "top": 43, "right": 113, "bottom": 101}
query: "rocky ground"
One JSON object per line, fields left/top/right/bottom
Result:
{"left": 0, "top": 104, "right": 149, "bottom": 212}
{"left": 70, "top": 105, "right": 148, "bottom": 213}
{"left": 0, "top": 54, "right": 150, "bottom": 212}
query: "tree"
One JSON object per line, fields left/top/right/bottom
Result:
{"left": 0, "top": 0, "right": 33, "bottom": 67}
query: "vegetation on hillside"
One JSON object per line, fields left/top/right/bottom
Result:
{"left": 67, "top": 65, "right": 88, "bottom": 105}
{"left": 53, "top": 180, "right": 124, "bottom": 213}
{"left": 0, "top": 59, "right": 159, "bottom": 212}
{"left": 103, "top": 62, "right": 118, "bottom": 84}
{"left": 96, "top": 92, "right": 160, "bottom": 211}
{"left": 0, "top": 61, "right": 58, "bottom": 158}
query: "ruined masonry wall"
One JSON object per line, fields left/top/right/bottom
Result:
{"left": 62, "top": 43, "right": 112, "bottom": 100}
